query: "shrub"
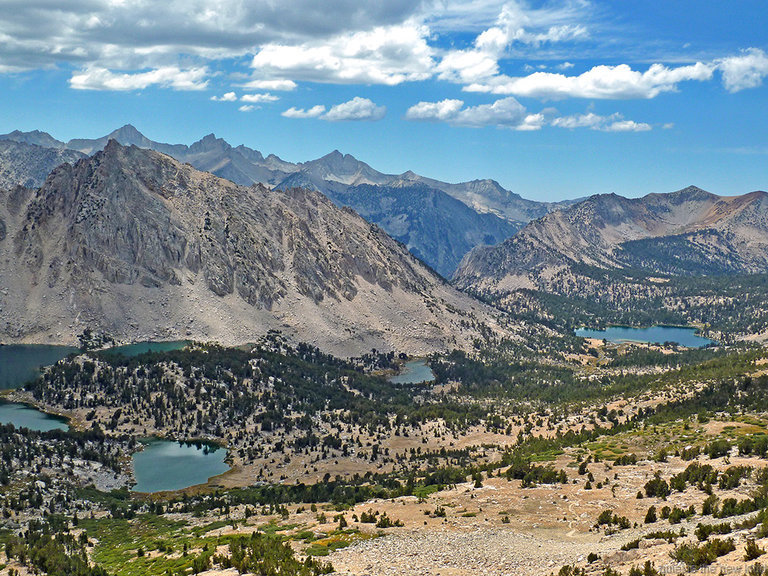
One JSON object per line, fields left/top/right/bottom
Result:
{"left": 671, "top": 538, "right": 736, "bottom": 568}
{"left": 745, "top": 538, "right": 766, "bottom": 561}
{"left": 644, "top": 473, "right": 670, "bottom": 499}
{"left": 694, "top": 522, "right": 731, "bottom": 541}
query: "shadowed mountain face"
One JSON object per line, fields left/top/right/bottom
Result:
{"left": 0, "top": 141, "right": 505, "bottom": 355}
{"left": 0, "top": 126, "right": 562, "bottom": 275}
{"left": 454, "top": 186, "right": 768, "bottom": 293}
{"left": 320, "top": 182, "right": 520, "bottom": 277}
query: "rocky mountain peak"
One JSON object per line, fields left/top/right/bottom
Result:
{"left": 189, "top": 133, "right": 231, "bottom": 154}
{"left": 1, "top": 142, "right": 504, "bottom": 355}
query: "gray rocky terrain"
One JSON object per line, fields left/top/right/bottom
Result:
{"left": 0, "top": 141, "right": 506, "bottom": 356}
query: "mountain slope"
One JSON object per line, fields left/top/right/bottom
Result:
{"left": 0, "top": 125, "right": 561, "bottom": 274}
{"left": 321, "top": 182, "right": 520, "bottom": 277}
{"left": 0, "top": 141, "right": 505, "bottom": 355}
{"left": 390, "top": 173, "right": 559, "bottom": 224}
{"left": 455, "top": 186, "right": 768, "bottom": 293}
{"left": 0, "top": 140, "right": 85, "bottom": 189}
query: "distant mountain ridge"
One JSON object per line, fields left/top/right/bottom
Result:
{"left": 454, "top": 185, "right": 768, "bottom": 293}
{"left": 0, "top": 141, "right": 507, "bottom": 355}
{"left": 0, "top": 140, "right": 85, "bottom": 190}
{"left": 0, "top": 125, "right": 562, "bottom": 275}
{"left": 0, "top": 124, "right": 553, "bottom": 219}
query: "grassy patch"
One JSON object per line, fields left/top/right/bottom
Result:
{"left": 81, "top": 514, "right": 219, "bottom": 576}
{"left": 413, "top": 484, "right": 440, "bottom": 499}
{"left": 530, "top": 449, "right": 564, "bottom": 462}
{"left": 306, "top": 530, "right": 377, "bottom": 556}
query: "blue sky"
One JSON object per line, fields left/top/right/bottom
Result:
{"left": 0, "top": 0, "right": 766, "bottom": 201}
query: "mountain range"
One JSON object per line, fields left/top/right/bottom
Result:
{"left": 454, "top": 185, "right": 768, "bottom": 294}
{"left": 0, "top": 141, "right": 507, "bottom": 355}
{"left": 0, "top": 125, "right": 563, "bottom": 276}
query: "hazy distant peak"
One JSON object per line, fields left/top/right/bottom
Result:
{"left": 0, "top": 129, "right": 65, "bottom": 149}
{"left": 188, "top": 133, "right": 231, "bottom": 153}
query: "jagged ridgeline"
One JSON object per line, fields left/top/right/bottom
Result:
{"left": 0, "top": 141, "right": 506, "bottom": 355}
{"left": 0, "top": 125, "right": 574, "bottom": 278}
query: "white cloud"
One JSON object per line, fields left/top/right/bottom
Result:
{"left": 240, "top": 93, "right": 279, "bottom": 103}
{"left": 551, "top": 112, "right": 610, "bottom": 129}
{"left": 407, "top": 99, "right": 651, "bottom": 131}
{"left": 70, "top": 66, "right": 209, "bottom": 91}
{"left": 238, "top": 104, "right": 255, "bottom": 112}
{"left": 718, "top": 48, "right": 768, "bottom": 92}
{"left": 465, "top": 62, "right": 715, "bottom": 99}
{"left": 211, "top": 91, "right": 237, "bottom": 101}
{"left": 250, "top": 24, "right": 434, "bottom": 86}
{"left": 604, "top": 120, "right": 651, "bottom": 132}
{"left": 551, "top": 112, "right": 651, "bottom": 131}
{"left": 406, "top": 97, "right": 529, "bottom": 128}
{"left": 405, "top": 99, "right": 465, "bottom": 121}
{"left": 282, "top": 97, "right": 385, "bottom": 121}
{"left": 323, "top": 97, "right": 386, "bottom": 121}
{"left": 435, "top": 1, "right": 588, "bottom": 85}
{"left": 2, "top": 0, "right": 765, "bottom": 108}
{"left": 282, "top": 105, "right": 327, "bottom": 119}
{"left": 240, "top": 79, "right": 297, "bottom": 91}
{"left": 0, "top": 1, "right": 424, "bottom": 72}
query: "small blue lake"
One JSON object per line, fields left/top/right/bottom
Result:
{"left": 575, "top": 326, "right": 713, "bottom": 348}
{"left": 131, "top": 439, "right": 229, "bottom": 493}
{"left": 389, "top": 360, "right": 435, "bottom": 384}
{"left": 0, "top": 400, "right": 69, "bottom": 432}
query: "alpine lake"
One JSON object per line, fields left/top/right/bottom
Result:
{"left": 574, "top": 325, "right": 714, "bottom": 348}
{"left": 0, "top": 340, "right": 230, "bottom": 492}
{"left": 388, "top": 359, "right": 435, "bottom": 384}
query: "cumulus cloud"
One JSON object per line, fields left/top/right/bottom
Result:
{"left": 435, "top": 1, "right": 588, "bottom": 84}
{"left": 250, "top": 24, "right": 434, "bottom": 85}
{"left": 465, "top": 62, "right": 715, "bottom": 99}
{"left": 407, "top": 99, "right": 651, "bottom": 131}
{"left": 282, "top": 105, "right": 327, "bottom": 119}
{"left": 0, "top": 1, "right": 423, "bottom": 72}
{"left": 406, "top": 97, "right": 530, "bottom": 129}
{"left": 240, "top": 93, "right": 279, "bottom": 103}
{"left": 211, "top": 91, "right": 238, "bottom": 101}
{"left": 282, "top": 97, "right": 385, "bottom": 121}
{"left": 240, "top": 79, "right": 297, "bottom": 91}
{"left": 238, "top": 104, "right": 255, "bottom": 112}
{"left": 323, "top": 97, "right": 386, "bottom": 121}
{"left": 718, "top": 48, "right": 768, "bottom": 92}
{"left": 405, "top": 99, "right": 465, "bottom": 121}
{"left": 70, "top": 66, "right": 209, "bottom": 91}
{"left": 604, "top": 119, "right": 651, "bottom": 132}
{"left": 2, "top": 0, "right": 766, "bottom": 109}
{"left": 552, "top": 112, "right": 651, "bottom": 131}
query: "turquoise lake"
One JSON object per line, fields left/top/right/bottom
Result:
{"left": 131, "top": 439, "right": 229, "bottom": 493}
{"left": 0, "top": 401, "right": 68, "bottom": 432}
{"left": 574, "top": 326, "right": 713, "bottom": 348}
{"left": 100, "top": 340, "right": 188, "bottom": 357}
{"left": 389, "top": 360, "right": 435, "bottom": 384}
{"left": 0, "top": 344, "right": 79, "bottom": 390}
{"left": 0, "top": 341, "right": 189, "bottom": 391}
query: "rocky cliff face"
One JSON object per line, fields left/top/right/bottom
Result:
{"left": 0, "top": 141, "right": 505, "bottom": 355}
{"left": 0, "top": 140, "right": 85, "bottom": 189}
{"left": 455, "top": 186, "right": 768, "bottom": 293}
